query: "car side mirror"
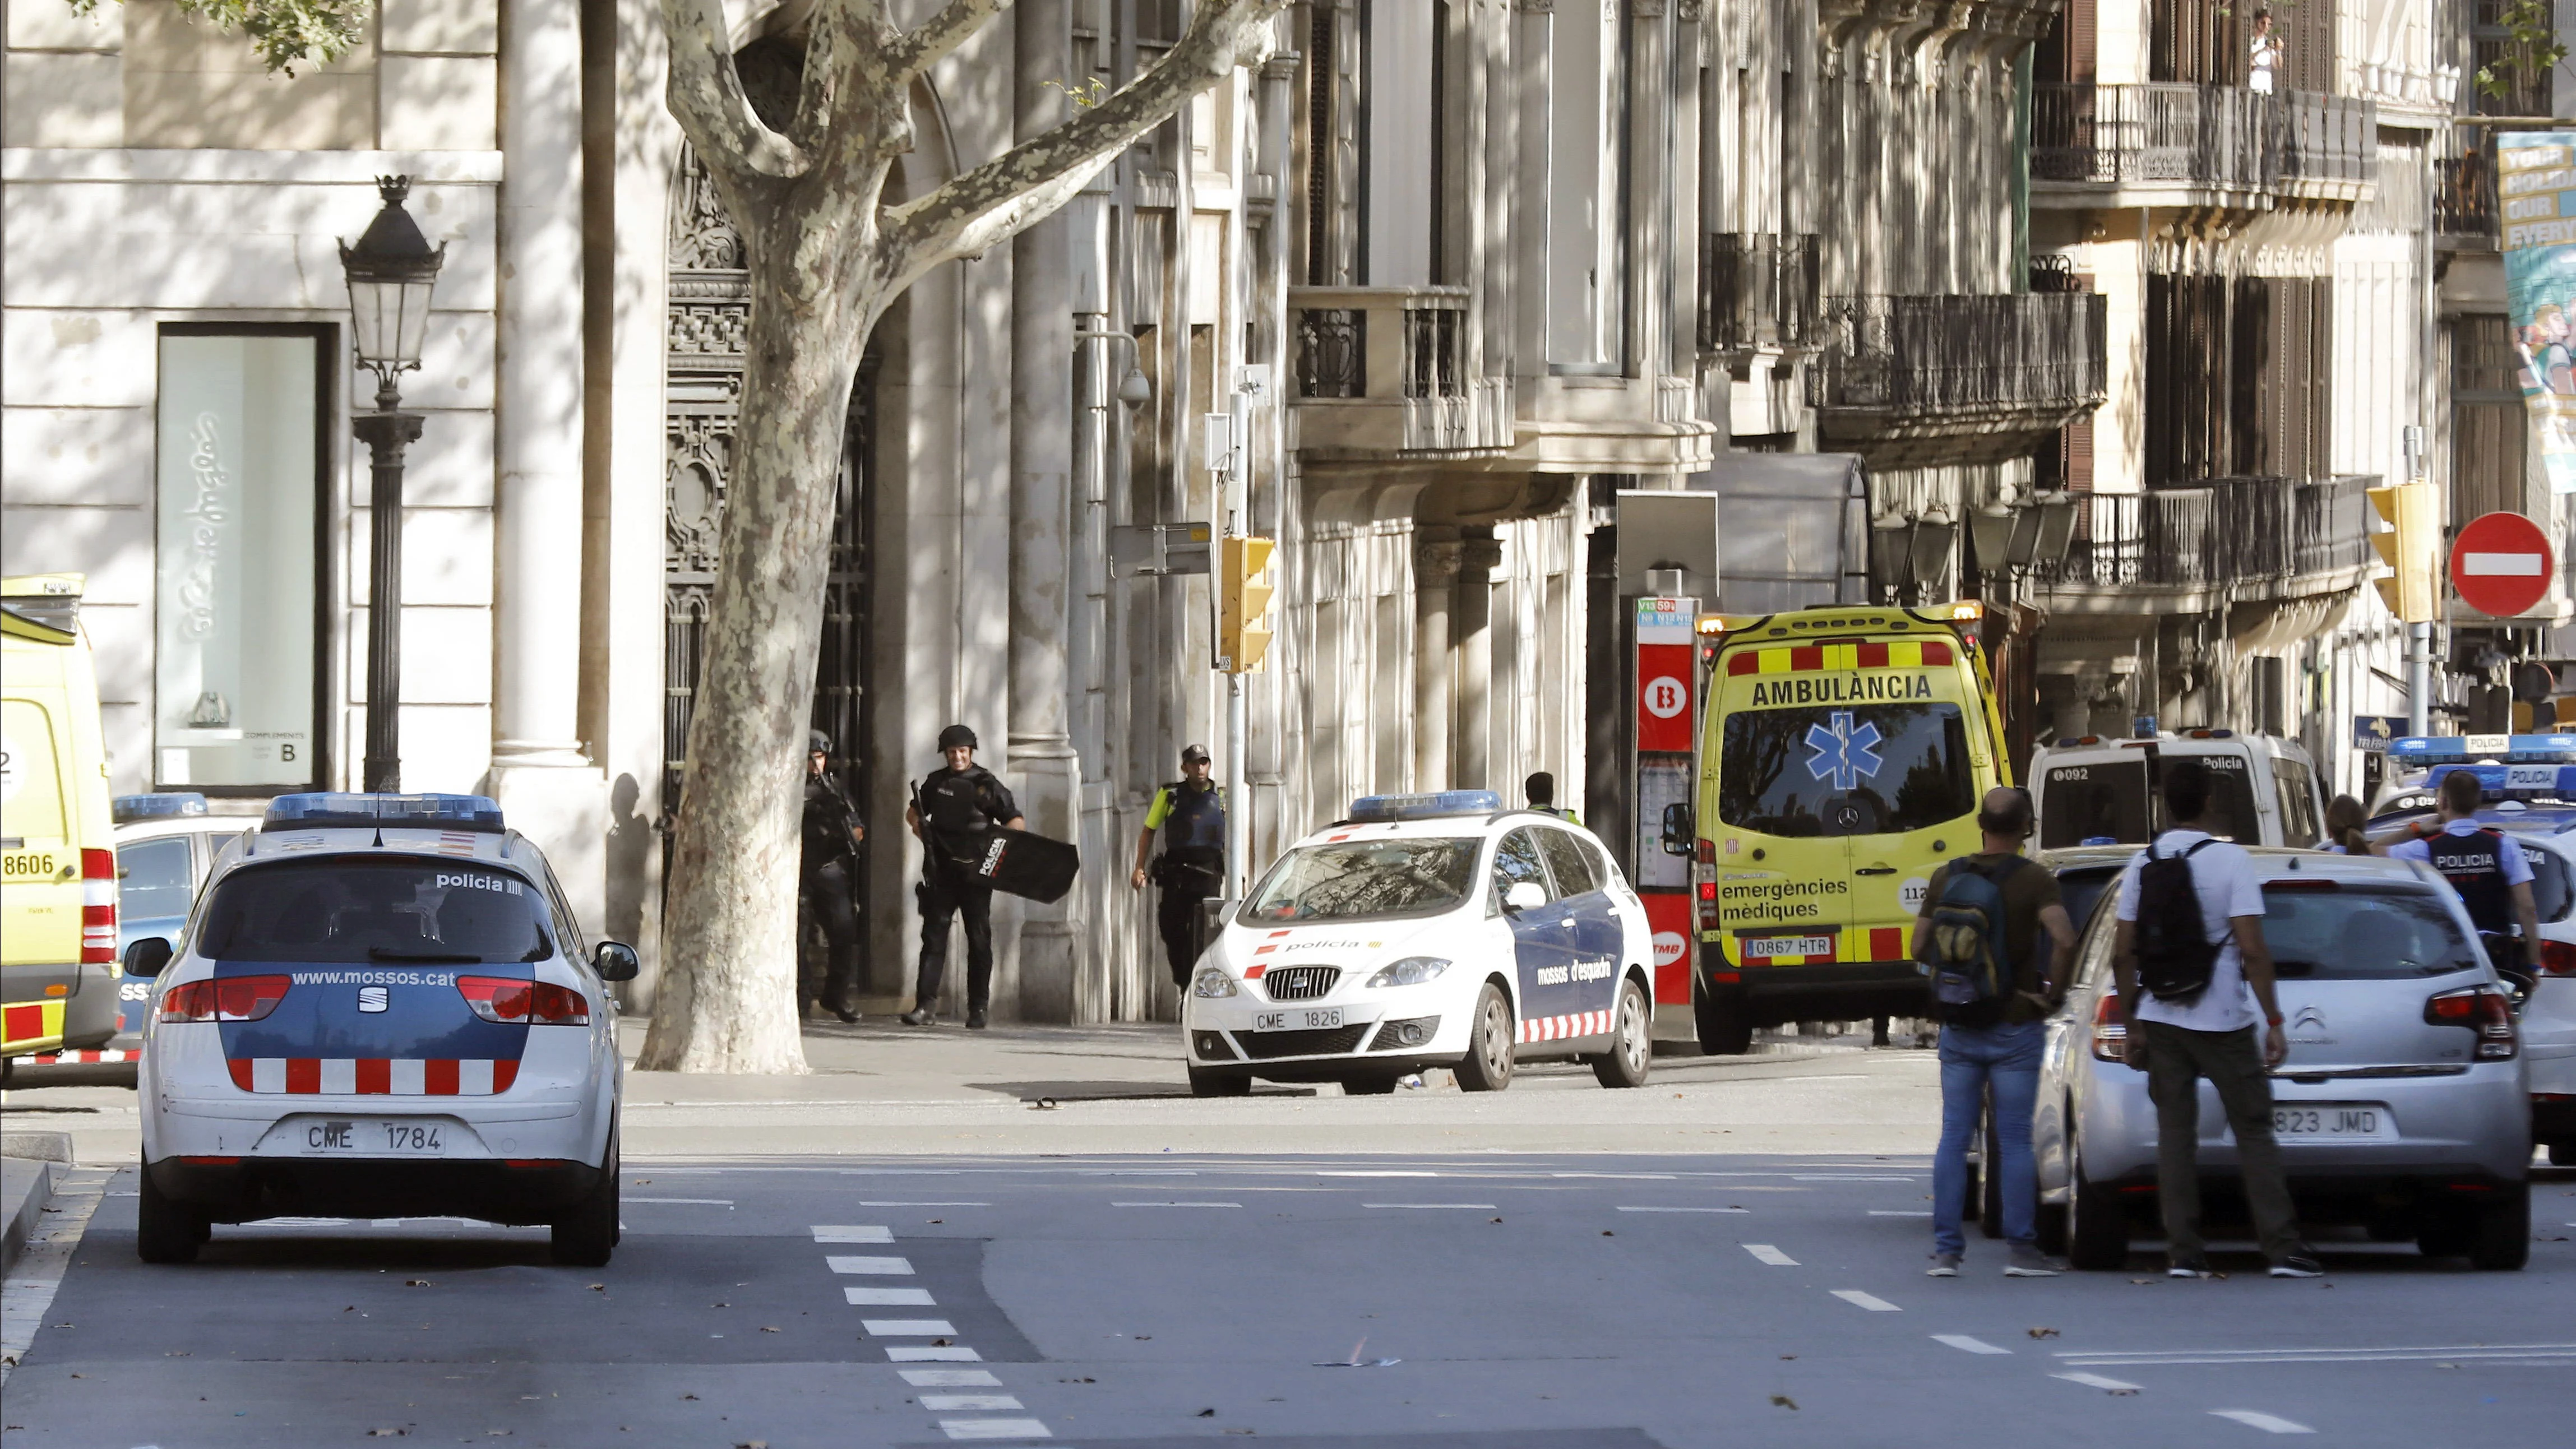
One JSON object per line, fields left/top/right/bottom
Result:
{"left": 1660, "top": 802, "right": 1696, "bottom": 857}
{"left": 1504, "top": 881, "right": 1547, "bottom": 914}
{"left": 123, "top": 937, "right": 174, "bottom": 978}
{"left": 592, "top": 941, "right": 641, "bottom": 982}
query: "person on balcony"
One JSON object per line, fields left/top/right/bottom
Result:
{"left": 2248, "top": 8, "right": 2281, "bottom": 95}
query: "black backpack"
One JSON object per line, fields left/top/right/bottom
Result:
{"left": 1920, "top": 856, "right": 2027, "bottom": 1026}
{"left": 2133, "top": 837, "right": 2223, "bottom": 1003}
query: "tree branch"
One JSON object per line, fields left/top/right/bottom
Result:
{"left": 664, "top": 0, "right": 812, "bottom": 179}
{"left": 882, "top": 0, "right": 1286, "bottom": 283}
{"left": 886, "top": 0, "right": 1013, "bottom": 85}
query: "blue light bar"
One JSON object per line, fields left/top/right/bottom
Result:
{"left": 113, "top": 791, "right": 209, "bottom": 823}
{"left": 2387, "top": 734, "right": 2576, "bottom": 761}
{"left": 2424, "top": 762, "right": 2576, "bottom": 800}
{"left": 1348, "top": 790, "right": 1505, "bottom": 823}
{"left": 262, "top": 793, "right": 505, "bottom": 833}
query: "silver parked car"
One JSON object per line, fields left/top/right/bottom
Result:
{"left": 2034, "top": 849, "right": 2532, "bottom": 1271}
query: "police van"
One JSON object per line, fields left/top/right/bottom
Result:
{"left": 2030, "top": 729, "right": 2327, "bottom": 850}
{"left": 130, "top": 793, "right": 638, "bottom": 1265}
{"left": 1182, "top": 791, "right": 1657, "bottom": 1095}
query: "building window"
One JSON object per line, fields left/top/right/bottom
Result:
{"left": 1548, "top": 0, "right": 1626, "bottom": 370}
{"left": 153, "top": 327, "right": 329, "bottom": 791}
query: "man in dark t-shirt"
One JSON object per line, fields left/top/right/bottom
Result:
{"left": 1910, "top": 786, "right": 2075, "bottom": 1277}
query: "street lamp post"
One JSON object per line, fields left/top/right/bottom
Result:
{"left": 339, "top": 177, "right": 446, "bottom": 792}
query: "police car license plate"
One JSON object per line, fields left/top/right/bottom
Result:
{"left": 2272, "top": 1104, "right": 2393, "bottom": 1140}
{"left": 267, "top": 1118, "right": 455, "bottom": 1156}
{"left": 1253, "top": 1007, "right": 1344, "bottom": 1031}
{"left": 1742, "top": 935, "right": 1833, "bottom": 960}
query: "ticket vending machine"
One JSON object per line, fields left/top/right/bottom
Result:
{"left": 1631, "top": 596, "right": 1703, "bottom": 1040}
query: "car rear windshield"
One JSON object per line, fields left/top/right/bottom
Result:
{"left": 1239, "top": 837, "right": 1480, "bottom": 924}
{"left": 2259, "top": 885, "right": 2482, "bottom": 979}
{"left": 2038, "top": 753, "right": 2263, "bottom": 848}
{"left": 196, "top": 857, "right": 552, "bottom": 964}
{"left": 1717, "top": 703, "right": 1973, "bottom": 837}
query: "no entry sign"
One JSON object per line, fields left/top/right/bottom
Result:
{"left": 2451, "top": 511, "right": 2556, "bottom": 618}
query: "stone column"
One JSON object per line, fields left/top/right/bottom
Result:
{"left": 489, "top": 0, "right": 604, "bottom": 929}
{"left": 1454, "top": 530, "right": 1501, "bottom": 790}
{"left": 1009, "top": 0, "right": 1082, "bottom": 1021}
{"left": 1414, "top": 534, "right": 1462, "bottom": 790}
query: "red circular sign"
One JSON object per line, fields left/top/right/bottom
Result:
{"left": 2450, "top": 511, "right": 2556, "bottom": 618}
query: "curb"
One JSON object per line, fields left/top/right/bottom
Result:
{"left": 0, "top": 1131, "right": 76, "bottom": 1165}
{"left": 1, "top": 1155, "right": 59, "bottom": 1278}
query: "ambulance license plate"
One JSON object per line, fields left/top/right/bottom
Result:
{"left": 1253, "top": 1007, "right": 1344, "bottom": 1031}
{"left": 1742, "top": 935, "right": 1833, "bottom": 960}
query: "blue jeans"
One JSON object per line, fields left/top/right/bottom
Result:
{"left": 1932, "top": 1019, "right": 2043, "bottom": 1257}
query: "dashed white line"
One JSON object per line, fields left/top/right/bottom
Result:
{"left": 2210, "top": 1410, "right": 2314, "bottom": 1434}
{"left": 1549, "top": 1172, "right": 1678, "bottom": 1180}
{"left": 1616, "top": 1206, "right": 1750, "bottom": 1214}
{"left": 827, "top": 1256, "right": 915, "bottom": 1275}
{"left": 1366, "top": 1202, "right": 1501, "bottom": 1210}
{"left": 1794, "top": 1175, "right": 1915, "bottom": 1182}
{"left": 2062, "top": 1344, "right": 2576, "bottom": 1367}
{"left": 923, "top": 1395, "right": 1024, "bottom": 1411}
{"left": 1111, "top": 1201, "right": 1241, "bottom": 1209}
{"left": 863, "top": 1318, "right": 959, "bottom": 1336}
{"left": 902, "top": 1368, "right": 1004, "bottom": 1387}
{"left": 1742, "top": 1244, "right": 1799, "bottom": 1266}
{"left": 1932, "top": 1334, "right": 2011, "bottom": 1355}
{"left": 627, "top": 1197, "right": 734, "bottom": 1205}
{"left": 2052, "top": 1372, "right": 2142, "bottom": 1392}
{"left": 1317, "top": 1170, "right": 1440, "bottom": 1177}
{"left": 813, "top": 1225, "right": 895, "bottom": 1243}
{"left": 863, "top": 1201, "right": 991, "bottom": 1207}
{"left": 846, "top": 1287, "right": 938, "bottom": 1306}
{"left": 887, "top": 1346, "right": 984, "bottom": 1362}
{"left": 938, "top": 1418, "right": 1052, "bottom": 1440}
{"left": 1869, "top": 1210, "right": 1933, "bottom": 1217}
{"left": 1832, "top": 1290, "right": 1902, "bottom": 1312}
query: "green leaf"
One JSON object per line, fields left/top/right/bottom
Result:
{"left": 67, "top": 0, "right": 371, "bottom": 76}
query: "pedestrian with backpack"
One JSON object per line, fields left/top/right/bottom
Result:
{"left": 2111, "top": 760, "right": 2323, "bottom": 1279}
{"left": 1913, "top": 786, "right": 2076, "bottom": 1277}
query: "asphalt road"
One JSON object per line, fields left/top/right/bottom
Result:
{"left": 4, "top": 1146, "right": 2570, "bottom": 1448}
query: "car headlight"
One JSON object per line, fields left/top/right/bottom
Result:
{"left": 1365, "top": 956, "right": 1451, "bottom": 988}
{"left": 1190, "top": 965, "right": 1238, "bottom": 998}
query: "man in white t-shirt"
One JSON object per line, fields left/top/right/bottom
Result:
{"left": 2112, "top": 760, "right": 2320, "bottom": 1279}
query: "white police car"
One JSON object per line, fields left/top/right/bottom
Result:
{"left": 1182, "top": 791, "right": 1657, "bottom": 1095}
{"left": 128, "top": 794, "right": 636, "bottom": 1265}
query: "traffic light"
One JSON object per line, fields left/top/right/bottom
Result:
{"left": 2367, "top": 481, "right": 2439, "bottom": 623}
{"left": 1217, "top": 535, "right": 1277, "bottom": 674}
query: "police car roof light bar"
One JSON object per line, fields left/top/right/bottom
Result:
{"left": 113, "top": 791, "right": 210, "bottom": 823}
{"left": 262, "top": 792, "right": 506, "bottom": 833}
{"left": 1348, "top": 790, "right": 1505, "bottom": 823}
{"left": 2387, "top": 734, "right": 2576, "bottom": 762}
{"left": 2420, "top": 762, "right": 2576, "bottom": 802}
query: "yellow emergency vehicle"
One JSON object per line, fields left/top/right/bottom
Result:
{"left": 1687, "top": 602, "right": 2010, "bottom": 1052}
{"left": 3, "top": 575, "right": 122, "bottom": 1064}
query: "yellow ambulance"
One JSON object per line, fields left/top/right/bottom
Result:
{"left": 3, "top": 575, "right": 122, "bottom": 1066}
{"left": 1686, "top": 602, "right": 2011, "bottom": 1053}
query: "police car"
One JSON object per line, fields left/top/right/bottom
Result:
{"left": 1181, "top": 791, "right": 1657, "bottom": 1095}
{"left": 128, "top": 793, "right": 637, "bottom": 1266}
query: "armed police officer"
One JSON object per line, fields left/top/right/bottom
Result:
{"left": 902, "top": 724, "right": 1023, "bottom": 1029}
{"left": 1130, "top": 744, "right": 1227, "bottom": 988}
{"left": 800, "top": 730, "right": 867, "bottom": 1022}
{"left": 2375, "top": 768, "right": 2543, "bottom": 969}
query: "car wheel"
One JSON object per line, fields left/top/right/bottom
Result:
{"left": 1591, "top": 978, "right": 1653, "bottom": 1089}
{"left": 1187, "top": 1066, "right": 1251, "bottom": 1098}
{"left": 1976, "top": 1094, "right": 2005, "bottom": 1239}
{"left": 1455, "top": 984, "right": 1516, "bottom": 1092}
{"left": 550, "top": 1133, "right": 619, "bottom": 1267}
{"left": 1695, "top": 984, "right": 1753, "bottom": 1056}
{"left": 135, "top": 1158, "right": 205, "bottom": 1265}
{"left": 2468, "top": 1183, "right": 2531, "bottom": 1271}
{"left": 1342, "top": 1074, "right": 1399, "bottom": 1096}
{"left": 2064, "top": 1132, "right": 2128, "bottom": 1272}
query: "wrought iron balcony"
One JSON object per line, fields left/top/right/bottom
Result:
{"left": 2437, "top": 141, "right": 2500, "bottom": 249}
{"left": 1698, "top": 233, "right": 1823, "bottom": 356}
{"left": 1807, "top": 292, "right": 2107, "bottom": 466}
{"left": 2031, "top": 84, "right": 2374, "bottom": 202}
{"left": 2040, "top": 475, "right": 2374, "bottom": 603}
{"left": 1289, "top": 286, "right": 1513, "bottom": 455}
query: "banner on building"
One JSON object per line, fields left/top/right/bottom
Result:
{"left": 2499, "top": 132, "right": 2576, "bottom": 494}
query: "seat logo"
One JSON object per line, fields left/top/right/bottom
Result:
{"left": 359, "top": 985, "right": 389, "bottom": 1013}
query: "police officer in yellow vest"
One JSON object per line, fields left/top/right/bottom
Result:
{"left": 1131, "top": 744, "right": 1227, "bottom": 988}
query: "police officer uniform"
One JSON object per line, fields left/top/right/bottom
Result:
{"left": 1144, "top": 758, "right": 1227, "bottom": 987}
{"left": 907, "top": 725, "right": 1020, "bottom": 1027}
{"left": 2390, "top": 817, "right": 2533, "bottom": 941}
{"left": 800, "top": 730, "right": 865, "bottom": 1022}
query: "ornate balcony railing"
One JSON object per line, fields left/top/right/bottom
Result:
{"left": 1288, "top": 286, "right": 1510, "bottom": 454}
{"left": 1698, "top": 233, "right": 1823, "bottom": 355}
{"left": 1809, "top": 293, "right": 2108, "bottom": 416}
{"left": 2437, "top": 140, "right": 2500, "bottom": 243}
{"left": 2044, "top": 475, "right": 2374, "bottom": 593}
{"left": 2032, "top": 84, "right": 2374, "bottom": 196}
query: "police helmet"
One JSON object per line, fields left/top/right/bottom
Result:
{"left": 938, "top": 724, "right": 978, "bottom": 751}
{"left": 810, "top": 729, "right": 833, "bottom": 755}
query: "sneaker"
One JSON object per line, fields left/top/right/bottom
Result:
{"left": 2167, "top": 1256, "right": 2216, "bottom": 1279}
{"left": 899, "top": 1007, "right": 936, "bottom": 1026}
{"left": 2268, "top": 1252, "right": 2325, "bottom": 1279}
{"left": 1926, "top": 1253, "right": 1962, "bottom": 1277}
{"left": 833, "top": 1006, "right": 862, "bottom": 1024}
{"left": 2004, "top": 1242, "right": 2063, "bottom": 1277}
{"left": 966, "top": 1009, "right": 988, "bottom": 1031}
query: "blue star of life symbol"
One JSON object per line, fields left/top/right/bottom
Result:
{"left": 1804, "top": 710, "right": 1884, "bottom": 792}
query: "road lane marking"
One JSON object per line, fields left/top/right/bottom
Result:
{"left": 1550, "top": 1172, "right": 1678, "bottom": 1179}
{"left": 1794, "top": 1175, "right": 1915, "bottom": 1182}
{"left": 827, "top": 1256, "right": 916, "bottom": 1275}
{"left": 1933, "top": 1335, "right": 2011, "bottom": 1355}
{"left": 813, "top": 1225, "right": 894, "bottom": 1242}
{"left": 1832, "top": 1290, "right": 1902, "bottom": 1312}
{"left": 1316, "top": 1170, "right": 1441, "bottom": 1177}
{"left": 1366, "top": 1202, "right": 1500, "bottom": 1210}
{"left": 2061, "top": 1343, "right": 2576, "bottom": 1367}
{"left": 940, "top": 1419, "right": 1052, "bottom": 1441}
{"left": 1112, "top": 1201, "right": 1242, "bottom": 1208}
{"left": 889, "top": 1346, "right": 984, "bottom": 1362}
{"left": 2210, "top": 1410, "right": 2314, "bottom": 1434}
{"left": 1616, "top": 1206, "right": 1750, "bottom": 1214}
{"left": 846, "top": 1288, "right": 939, "bottom": 1306}
{"left": 2054, "top": 1372, "right": 2142, "bottom": 1392}
{"left": 863, "top": 1318, "right": 959, "bottom": 1336}
{"left": 1742, "top": 1244, "right": 1799, "bottom": 1266}
{"left": 863, "top": 1201, "right": 991, "bottom": 1207}
{"left": 903, "top": 1369, "right": 1004, "bottom": 1387}
{"left": 1870, "top": 1210, "right": 1933, "bottom": 1217}
{"left": 627, "top": 1197, "right": 734, "bottom": 1205}
{"left": 923, "top": 1395, "right": 1024, "bottom": 1411}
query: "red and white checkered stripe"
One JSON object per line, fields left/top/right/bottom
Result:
{"left": 1517, "top": 1010, "right": 1612, "bottom": 1044}
{"left": 224, "top": 1058, "right": 520, "bottom": 1095}
{"left": 22, "top": 1049, "right": 138, "bottom": 1064}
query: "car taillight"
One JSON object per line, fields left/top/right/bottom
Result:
{"left": 1694, "top": 848, "right": 1719, "bottom": 932}
{"left": 2424, "top": 985, "right": 2518, "bottom": 1060}
{"left": 158, "top": 974, "right": 292, "bottom": 1024}
{"left": 456, "top": 975, "right": 590, "bottom": 1026}
{"left": 2091, "top": 993, "right": 2129, "bottom": 1063}
{"left": 81, "top": 846, "right": 117, "bottom": 965}
{"left": 2538, "top": 939, "right": 2576, "bottom": 977}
